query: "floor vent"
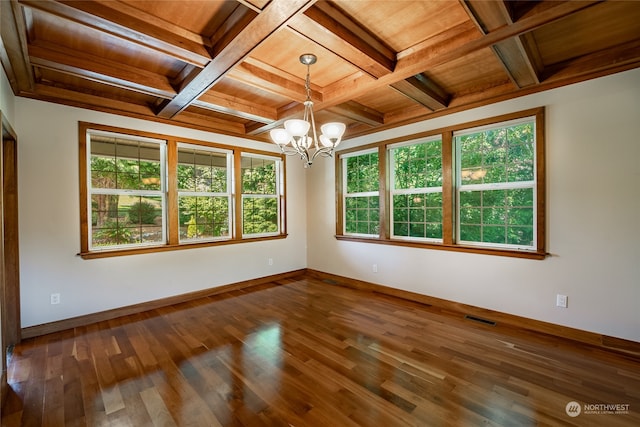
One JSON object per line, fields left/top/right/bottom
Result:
{"left": 464, "top": 315, "right": 496, "bottom": 326}
{"left": 322, "top": 279, "right": 340, "bottom": 285}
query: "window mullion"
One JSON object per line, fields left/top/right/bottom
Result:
{"left": 443, "top": 132, "right": 454, "bottom": 245}
{"left": 233, "top": 150, "right": 242, "bottom": 240}
{"left": 166, "top": 140, "right": 179, "bottom": 245}
{"left": 379, "top": 147, "right": 388, "bottom": 239}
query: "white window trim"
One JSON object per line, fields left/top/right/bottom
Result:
{"left": 454, "top": 117, "right": 537, "bottom": 251}
{"left": 86, "top": 131, "right": 167, "bottom": 251}
{"left": 389, "top": 136, "right": 443, "bottom": 243}
{"left": 241, "top": 154, "right": 282, "bottom": 238}
{"left": 342, "top": 148, "right": 380, "bottom": 237}
{"left": 177, "top": 143, "right": 234, "bottom": 243}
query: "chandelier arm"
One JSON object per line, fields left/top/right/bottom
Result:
{"left": 309, "top": 146, "right": 334, "bottom": 163}
{"left": 279, "top": 145, "right": 311, "bottom": 165}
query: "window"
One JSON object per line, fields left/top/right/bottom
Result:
{"left": 336, "top": 108, "right": 545, "bottom": 259}
{"left": 342, "top": 149, "right": 379, "bottom": 236}
{"left": 80, "top": 123, "right": 286, "bottom": 258}
{"left": 241, "top": 154, "right": 283, "bottom": 237}
{"left": 177, "top": 144, "right": 232, "bottom": 242}
{"left": 456, "top": 118, "right": 536, "bottom": 249}
{"left": 88, "top": 132, "right": 166, "bottom": 250}
{"left": 389, "top": 137, "right": 442, "bottom": 241}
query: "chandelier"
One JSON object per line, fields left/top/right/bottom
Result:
{"left": 270, "top": 54, "right": 346, "bottom": 167}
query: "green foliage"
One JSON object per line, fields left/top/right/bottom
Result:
{"left": 243, "top": 197, "right": 278, "bottom": 234}
{"left": 128, "top": 201, "right": 158, "bottom": 224}
{"left": 344, "top": 152, "right": 381, "bottom": 235}
{"left": 242, "top": 158, "right": 276, "bottom": 194}
{"left": 456, "top": 121, "right": 535, "bottom": 247}
{"left": 345, "top": 196, "right": 379, "bottom": 235}
{"left": 241, "top": 157, "right": 279, "bottom": 235}
{"left": 459, "top": 122, "right": 534, "bottom": 184}
{"left": 93, "top": 220, "right": 132, "bottom": 246}
{"left": 389, "top": 140, "right": 443, "bottom": 239}
{"left": 90, "top": 137, "right": 284, "bottom": 246}
{"left": 177, "top": 148, "right": 227, "bottom": 192}
{"left": 346, "top": 152, "right": 379, "bottom": 193}
{"left": 179, "top": 196, "right": 230, "bottom": 240}
{"left": 393, "top": 140, "right": 442, "bottom": 189}
{"left": 459, "top": 188, "right": 534, "bottom": 246}
{"left": 91, "top": 144, "right": 161, "bottom": 191}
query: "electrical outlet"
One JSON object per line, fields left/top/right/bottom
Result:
{"left": 556, "top": 294, "right": 568, "bottom": 308}
{"left": 51, "top": 293, "right": 60, "bottom": 305}
{"left": 372, "top": 263, "right": 378, "bottom": 273}
{"left": 268, "top": 258, "right": 273, "bottom": 266}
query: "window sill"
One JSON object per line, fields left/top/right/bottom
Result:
{"left": 334, "top": 235, "right": 546, "bottom": 260}
{"left": 79, "top": 234, "right": 288, "bottom": 259}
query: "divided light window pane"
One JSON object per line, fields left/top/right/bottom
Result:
{"left": 456, "top": 118, "right": 536, "bottom": 249}
{"left": 389, "top": 138, "right": 443, "bottom": 241}
{"left": 343, "top": 150, "right": 379, "bottom": 236}
{"left": 177, "top": 144, "right": 232, "bottom": 242}
{"left": 81, "top": 125, "right": 288, "bottom": 257}
{"left": 88, "top": 132, "right": 166, "bottom": 250}
{"left": 241, "top": 154, "right": 281, "bottom": 237}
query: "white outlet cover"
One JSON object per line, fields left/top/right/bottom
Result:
{"left": 556, "top": 294, "right": 568, "bottom": 308}
{"left": 50, "top": 293, "right": 61, "bottom": 305}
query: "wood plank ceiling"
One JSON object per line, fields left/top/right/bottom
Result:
{"left": 1, "top": 0, "right": 639, "bottom": 142}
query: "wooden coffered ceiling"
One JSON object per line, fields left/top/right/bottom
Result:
{"left": 1, "top": 0, "right": 639, "bottom": 142}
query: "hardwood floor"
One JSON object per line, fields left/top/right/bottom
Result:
{"left": 2, "top": 276, "right": 639, "bottom": 426}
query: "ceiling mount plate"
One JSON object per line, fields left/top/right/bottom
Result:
{"left": 299, "top": 53, "right": 317, "bottom": 66}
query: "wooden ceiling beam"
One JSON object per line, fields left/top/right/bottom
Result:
{"left": 390, "top": 74, "right": 450, "bottom": 111}
{"left": 226, "top": 58, "right": 321, "bottom": 103}
{"left": 326, "top": 101, "right": 384, "bottom": 126}
{"left": 28, "top": 42, "right": 176, "bottom": 98}
{"left": 31, "top": 82, "right": 157, "bottom": 115}
{"left": 541, "top": 39, "right": 640, "bottom": 83}
{"left": 18, "top": 0, "right": 211, "bottom": 67}
{"left": 462, "top": 0, "right": 541, "bottom": 87}
{"left": 322, "top": 0, "right": 598, "bottom": 107}
{"left": 1, "top": 0, "right": 35, "bottom": 93}
{"left": 156, "top": 0, "right": 316, "bottom": 119}
{"left": 27, "top": 83, "right": 251, "bottom": 136}
{"left": 492, "top": 37, "right": 542, "bottom": 87}
{"left": 288, "top": 1, "right": 395, "bottom": 79}
{"left": 194, "top": 91, "right": 277, "bottom": 124}
{"left": 31, "top": 84, "right": 250, "bottom": 136}
{"left": 209, "top": 5, "right": 258, "bottom": 57}
{"left": 249, "top": 0, "right": 598, "bottom": 136}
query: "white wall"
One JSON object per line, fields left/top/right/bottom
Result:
{"left": 307, "top": 68, "right": 640, "bottom": 342}
{"left": 16, "top": 100, "right": 307, "bottom": 328}
{"left": 11, "top": 69, "right": 640, "bottom": 341}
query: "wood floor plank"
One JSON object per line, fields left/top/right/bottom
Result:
{"left": 139, "top": 387, "right": 178, "bottom": 427}
{"left": 3, "top": 276, "right": 639, "bottom": 426}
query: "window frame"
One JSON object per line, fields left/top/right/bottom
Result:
{"left": 79, "top": 122, "right": 287, "bottom": 259}
{"left": 341, "top": 148, "right": 381, "bottom": 238}
{"left": 86, "top": 130, "right": 168, "bottom": 251}
{"left": 240, "top": 152, "right": 284, "bottom": 238}
{"left": 335, "top": 108, "right": 546, "bottom": 260}
{"left": 176, "top": 143, "right": 234, "bottom": 244}
{"left": 388, "top": 136, "right": 443, "bottom": 243}
{"left": 455, "top": 116, "right": 537, "bottom": 251}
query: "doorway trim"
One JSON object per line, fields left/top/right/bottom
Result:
{"left": 0, "top": 111, "right": 19, "bottom": 408}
